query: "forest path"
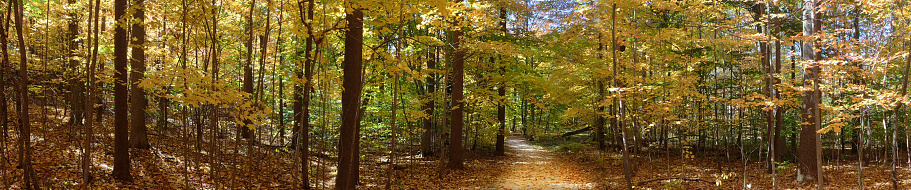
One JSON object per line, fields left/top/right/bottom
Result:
{"left": 492, "top": 136, "right": 596, "bottom": 189}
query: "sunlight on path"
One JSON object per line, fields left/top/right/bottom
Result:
{"left": 494, "top": 136, "right": 596, "bottom": 189}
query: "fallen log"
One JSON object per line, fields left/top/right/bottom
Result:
{"left": 561, "top": 127, "right": 592, "bottom": 138}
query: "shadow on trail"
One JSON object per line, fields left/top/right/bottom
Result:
{"left": 492, "top": 136, "right": 597, "bottom": 189}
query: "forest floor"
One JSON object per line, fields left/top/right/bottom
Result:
{"left": 494, "top": 136, "right": 597, "bottom": 189}
{"left": 389, "top": 135, "right": 598, "bottom": 189}
{"left": 394, "top": 133, "right": 911, "bottom": 189}
{"left": 3, "top": 105, "right": 911, "bottom": 189}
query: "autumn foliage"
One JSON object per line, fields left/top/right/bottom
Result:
{"left": 1, "top": 0, "right": 911, "bottom": 189}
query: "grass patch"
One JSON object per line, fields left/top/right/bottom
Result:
{"left": 557, "top": 142, "right": 586, "bottom": 153}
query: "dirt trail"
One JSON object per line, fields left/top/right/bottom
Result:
{"left": 492, "top": 136, "right": 596, "bottom": 189}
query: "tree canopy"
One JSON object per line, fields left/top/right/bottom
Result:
{"left": 2, "top": 0, "right": 911, "bottom": 189}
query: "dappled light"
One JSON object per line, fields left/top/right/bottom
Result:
{"left": 2, "top": 0, "right": 910, "bottom": 189}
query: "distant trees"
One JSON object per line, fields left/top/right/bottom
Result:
{"left": 5, "top": 0, "right": 911, "bottom": 189}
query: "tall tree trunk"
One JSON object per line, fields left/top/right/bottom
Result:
{"left": 595, "top": 33, "right": 606, "bottom": 150}
{"left": 83, "top": 0, "right": 102, "bottom": 186}
{"left": 241, "top": 0, "right": 256, "bottom": 139}
{"left": 859, "top": 110, "right": 865, "bottom": 189}
{"left": 774, "top": 23, "right": 785, "bottom": 162}
{"left": 336, "top": 6, "right": 364, "bottom": 189}
{"left": 206, "top": 2, "right": 221, "bottom": 186}
{"left": 295, "top": 0, "right": 315, "bottom": 187}
{"left": 751, "top": 2, "right": 777, "bottom": 174}
{"left": 112, "top": 0, "right": 133, "bottom": 181}
{"left": 797, "top": 0, "right": 822, "bottom": 185}
{"left": 448, "top": 0, "right": 465, "bottom": 168}
{"left": 0, "top": 0, "right": 9, "bottom": 172}
{"left": 421, "top": 51, "right": 436, "bottom": 157}
{"left": 67, "top": 0, "right": 85, "bottom": 127}
{"left": 495, "top": 6, "right": 507, "bottom": 156}
{"left": 291, "top": 20, "right": 303, "bottom": 149}
{"left": 854, "top": 4, "right": 864, "bottom": 189}
{"left": 613, "top": 4, "right": 633, "bottom": 188}
{"left": 129, "top": 0, "right": 149, "bottom": 149}
{"left": 13, "top": 0, "right": 38, "bottom": 187}
{"left": 275, "top": 0, "right": 285, "bottom": 146}
{"left": 386, "top": 74, "right": 400, "bottom": 190}
{"left": 521, "top": 90, "right": 527, "bottom": 136}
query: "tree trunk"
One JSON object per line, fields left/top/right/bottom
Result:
{"left": 595, "top": 33, "right": 606, "bottom": 150}
{"left": 240, "top": 0, "right": 256, "bottom": 139}
{"left": 421, "top": 51, "right": 435, "bottom": 156}
{"left": 495, "top": 7, "right": 507, "bottom": 156}
{"left": 448, "top": 1, "right": 465, "bottom": 168}
{"left": 83, "top": 0, "right": 102, "bottom": 186}
{"left": 129, "top": 0, "right": 149, "bottom": 149}
{"left": 521, "top": 93, "right": 526, "bottom": 136}
{"left": 855, "top": 108, "right": 867, "bottom": 189}
{"left": 13, "top": 0, "right": 38, "bottom": 187}
{"left": 386, "top": 74, "right": 400, "bottom": 190}
{"left": 302, "top": 0, "right": 314, "bottom": 187}
{"left": 0, "top": 0, "right": 9, "bottom": 173}
{"left": 797, "top": 0, "right": 822, "bottom": 185}
{"left": 613, "top": 4, "right": 633, "bottom": 188}
{"left": 0, "top": 6, "right": 7, "bottom": 188}
{"left": 274, "top": 1, "right": 286, "bottom": 147}
{"left": 774, "top": 25, "right": 786, "bottom": 162}
{"left": 67, "top": 0, "right": 85, "bottom": 127}
{"left": 336, "top": 7, "right": 364, "bottom": 189}
{"left": 207, "top": 3, "right": 221, "bottom": 186}
{"left": 112, "top": 0, "right": 133, "bottom": 180}
{"left": 751, "top": 2, "right": 777, "bottom": 174}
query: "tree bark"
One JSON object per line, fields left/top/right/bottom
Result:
{"left": 112, "top": 0, "right": 133, "bottom": 181}
{"left": 206, "top": 2, "right": 221, "bottom": 186}
{"left": 612, "top": 4, "right": 633, "bottom": 188}
{"left": 83, "top": 0, "right": 102, "bottom": 186}
{"left": 774, "top": 24, "right": 785, "bottom": 162}
{"left": 751, "top": 2, "right": 777, "bottom": 174}
{"left": 0, "top": 0, "right": 9, "bottom": 170}
{"left": 13, "top": 0, "right": 38, "bottom": 187}
{"left": 495, "top": 7, "right": 507, "bottom": 156}
{"left": 448, "top": 1, "right": 465, "bottom": 168}
{"left": 797, "top": 0, "right": 822, "bottom": 185}
{"left": 336, "top": 6, "right": 364, "bottom": 189}
{"left": 421, "top": 51, "right": 436, "bottom": 157}
{"left": 297, "top": 0, "right": 315, "bottom": 187}
{"left": 241, "top": 0, "right": 256, "bottom": 139}
{"left": 386, "top": 74, "right": 400, "bottom": 190}
{"left": 129, "top": 0, "right": 149, "bottom": 149}
{"left": 595, "top": 33, "right": 606, "bottom": 150}
{"left": 67, "top": 0, "right": 85, "bottom": 127}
